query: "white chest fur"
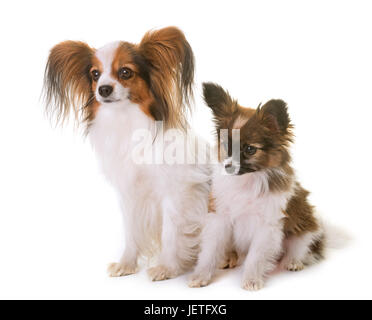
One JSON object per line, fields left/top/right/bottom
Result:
{"left": 89, "top": 101, "right": 153, "bottom": 190}
{"left": 212, "top": 166, "right": 292, "bottom": 253}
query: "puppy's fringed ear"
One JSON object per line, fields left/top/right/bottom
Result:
{"left": 43, "top": 41, "right": 95, "bottom": 125}
{"left": 139, "top": 26, "right": 194, "bottom": 129}
{"left": 258, "top": 99, "right": 292, "bottom": 135}
{"left": 202, "top": 82, "right": 238, "bottom": 130}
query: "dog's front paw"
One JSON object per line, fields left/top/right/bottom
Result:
{"left": 284, "top": 260, "right": 304, "bottom": 272}
{"left": 147, "top": 265, "right": 175, "bottom": 281}
{"left": 107, "top": 262, "right": 137, "bottom": 277}
{"left": 242, "top": 278, "right": 265, "bottom": 291}
{"left": 188, "top": 274, "right": 212, "bottom": 288}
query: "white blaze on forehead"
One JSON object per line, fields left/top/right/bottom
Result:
{"left": 95, "top": 41, "right": 121, "bottom": 84}
{"left": 96, "top": 41, "right": 120, "bottom": 71}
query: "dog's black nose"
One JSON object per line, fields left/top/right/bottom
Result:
{"left": 98, "top": 85, "right": 113, "bottom": 98}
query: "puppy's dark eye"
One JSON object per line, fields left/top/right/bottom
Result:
{"left": 91, "top": 70, "right": 100, "bottom": 81}
{"left": 118, "top": 67, "right": 133, "bottom": 80}
{"left": 242, "top": 144, "right": 257, "bottom": 156}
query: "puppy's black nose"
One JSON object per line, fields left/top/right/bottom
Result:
{"left": 98, "top": 85, "right": 113, "bottom": 98}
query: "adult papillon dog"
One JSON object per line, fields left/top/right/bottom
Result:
{"left": 43, "top": 27, "right": 210, "bottom": 281}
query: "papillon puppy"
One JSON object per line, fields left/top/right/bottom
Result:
{"left": 43, "top": 27, "right": 210, "bottom": 280}
{"left": 189, "top": 83, "right": 326, "bottom": 290}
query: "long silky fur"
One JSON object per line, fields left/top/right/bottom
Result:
{"left": 43, "top": 41, "right": 95, "bottom": 125}
{"left": 139, "top": 27, "right": 195, "bottom": 130}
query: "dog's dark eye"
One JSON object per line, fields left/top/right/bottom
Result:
{"left": 118, "top": 67, "right": 133, "bottom": 80}
{"left": 91, "top": 70, "right": 100, "bottom": 81}
{"left": 242, "top": 144, "right": 257, "bottom": 156}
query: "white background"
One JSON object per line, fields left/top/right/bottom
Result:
{"left": 0, "top": 0, "right": 371, "bottom": 300}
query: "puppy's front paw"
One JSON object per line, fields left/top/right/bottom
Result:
{"left": 284, "top": 260, "right": 304, "bottom": 272}
{"left": 242, "top": 278, "right": 264, "bottom": 291}
{"left": 107, "top": 262, "right": 137, "bottom": 277}
{"left": 147, "top": 265, "right": 175, "bottom": 281}
{"left": 188, "top": 274, "right": 212, "bottom": 288}
{"left": 286, "top": 262, "right": 304, "bottom": 272}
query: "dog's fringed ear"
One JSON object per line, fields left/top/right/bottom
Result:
{"left": 258, "top": 99, "right": 292, "bottom": 136}
{"left": 139, "top": 26, "right": 195, "bottom": 129}
{"left": 43, "top": 41, "right": 95, "bottom": 125}
{"left": 202, "top": 82, "right": 238, "bottom": 131}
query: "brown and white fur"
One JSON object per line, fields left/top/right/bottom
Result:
{"left": 189, "top": 83, "right": 325, "bottom": 290}
{"left": 43, "top": 27, "right": 210, "bottom": 281}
